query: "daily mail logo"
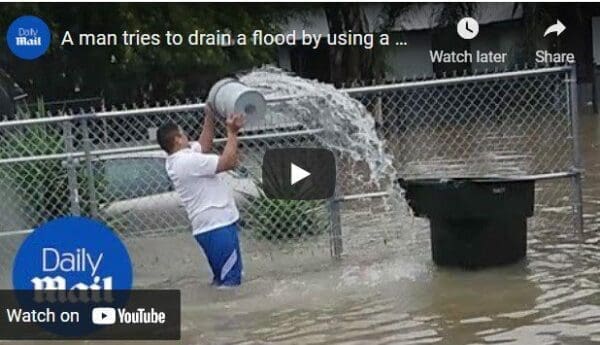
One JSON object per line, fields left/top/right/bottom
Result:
{"left": 12, "top": 217, "right": 133, "bottom": 305}
{"left": 7, "top": 16, "right": 51, "bottom": 60}
{"left": 30, "top": 248, "right": 114, "bottom": 303}
{"left": 15, "top": 28, "right": 42, "bottom": 46}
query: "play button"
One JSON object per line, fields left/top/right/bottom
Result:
{"left": 92, "top": 307, "right": 116, "bottom": 325}
{"left": 290, "top": 163, "right": 310, "bottom": 185}
{"left": 262, "top": 148, "right": 336, "bottom": 200}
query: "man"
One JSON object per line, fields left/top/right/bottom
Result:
{"left": 156, "top": 104, "right": 245, "bottom": 287}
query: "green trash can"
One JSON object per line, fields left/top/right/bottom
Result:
{"left": 398, "top": 178, "right": 535, "bottom": 268}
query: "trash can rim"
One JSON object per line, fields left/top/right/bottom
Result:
{"left": 397, "top": 175, "right": 547, "bottom": 187}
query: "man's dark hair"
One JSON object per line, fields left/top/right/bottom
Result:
{"left": 156, "top": 122, "right": 180, "bottom": 154}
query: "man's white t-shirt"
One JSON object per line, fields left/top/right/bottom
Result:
{"left": 166, "top": 142, "right": 239, "bottom": 235}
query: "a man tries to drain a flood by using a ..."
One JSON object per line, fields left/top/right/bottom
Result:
{"left": 156, "top": 104, "right": 245, "bottom": 287}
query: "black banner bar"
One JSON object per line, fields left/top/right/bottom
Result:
{"left": 0, "top": 289, "right": 180, "bottom": 340}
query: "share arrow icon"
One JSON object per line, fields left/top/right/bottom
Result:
{"left": 543, "top": 20, "right": 566, "bottom": 37}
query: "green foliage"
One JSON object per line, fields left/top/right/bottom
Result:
{"left": 0, "top": 3, "right": 287, "bottom": 104}
{"left": 0, "top": 126, "right": 68, "bottom": 225}
{"left": 242, "top": 194, "right": 329, "bottom": 241}
{"left": 0, "top": 101, "right": 106, "bottom": 224}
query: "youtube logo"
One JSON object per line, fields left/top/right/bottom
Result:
{"left": 262, "top": 148, "right": 336, "bottom": 200}
{"left": 92, "top": 307, "right": 116, "bottom": 325}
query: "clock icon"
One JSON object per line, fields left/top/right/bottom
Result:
{"left": 457, "top": 17, "right": 479, "bottom": 40}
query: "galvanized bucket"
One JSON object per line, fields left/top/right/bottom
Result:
{"left": 206, "top": 78, "right": 266, "bottom": 129}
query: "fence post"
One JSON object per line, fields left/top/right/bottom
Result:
{"left": 81, "top": 117, "right": 98, "bottom": 218}
{"left": 62, "top": 119, "right": 80, "bottom": 216}
{"left": 568, "top": 66, "right": 584, "bottom": 234}
{"left": 329, "top": 190, "right": 343, "bottom": 260}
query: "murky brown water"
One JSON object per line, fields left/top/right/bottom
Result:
{"left": 180, "top": 115, "right": 600, "bottom": 345}
{"left": 7, "top": 115, "right": 600, "bottom": 345}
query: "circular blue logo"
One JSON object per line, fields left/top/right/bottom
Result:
{"left": 12, "top": 216, "right": 133, "bottom": 336}
{"left": 13, "top": 216, "right": 133, "bottom": 290}
{"left": 6, "top": 15, "right": 51, "bottom": 60}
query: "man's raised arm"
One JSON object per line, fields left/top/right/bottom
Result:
{"left": 216, "top": 113, "right": 244, "bottom": 173}
{"left": 198, "top": 103, "right": 216, "bottom": 153}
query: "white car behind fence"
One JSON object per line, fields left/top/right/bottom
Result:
{"left": 94, "top": 151, "right": 260, "bottom": 236}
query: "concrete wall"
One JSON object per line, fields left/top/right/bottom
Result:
{"left": 383, "top": 31, "right": 434, "bottom": 80}
{"left": 386, "top": 21, "right": 526, "bottom": 80}
{"left": 470, "top": 22, "right": 523, "bottom": 72}
{"left": 593, "top": 17, "right": 599, "bottom": 113}
{"left": 0, "top": 178, "right": 29, "bottom": 289}
{"left": 593, "top": 17, "right": 600, "bottom": 65}
{"left": 277, "top": 46, "right": 292, "bottom": 71}
{"left": 594, "top": 65, "right": 600, "bottom": 115}
{"left": 0, "top": 178, "right": 29, "bottom": 233}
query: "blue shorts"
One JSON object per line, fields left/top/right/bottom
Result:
{"left": 194, "top": 222, "right": 243, "bottom": 286}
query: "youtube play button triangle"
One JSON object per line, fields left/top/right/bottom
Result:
{"left": 290, "top": 163, "right": 311, "bottom": 185}
{"left": 262, "top": 148, "right": 336, "bottom": 200}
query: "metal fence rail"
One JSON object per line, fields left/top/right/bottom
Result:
{"left": 0, "top": 66, "right": 583, "bottom": 285}
{"left": 338, "top": 65, "right": 583, "bottom": 259}
{"left": 347, "top": 66, "right": 576, "bottom": 178}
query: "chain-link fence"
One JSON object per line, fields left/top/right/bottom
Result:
{"left": 339, "top": 66, "right": 583, "bottom": 258}
{"left": 0, "top": 66, "right": 583, "bottom": 286}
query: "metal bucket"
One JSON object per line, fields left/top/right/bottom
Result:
{"left": 206, "top": 78, "right": 266, "bottom": 129}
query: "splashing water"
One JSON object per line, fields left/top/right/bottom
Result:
{"left": 240, "top": 66, "right": 396, "bottom": 189}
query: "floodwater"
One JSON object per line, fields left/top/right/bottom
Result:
{"left": 55, "top": 114, "right": 595, "bottom": 345}
{"left": 6, "top": 117, "right": 600, "bottom": 344}
{"left": 179, "top": 115, "right": 600, "bottom": 345}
